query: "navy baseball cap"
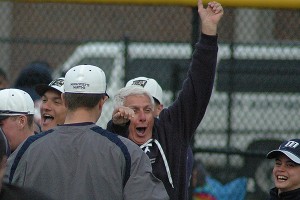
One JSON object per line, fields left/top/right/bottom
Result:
{"left": 35, "top": 77, "right": 65, "bottom": 97}
{"left": 267, "top": 139, "right": 300, "bottom": 164}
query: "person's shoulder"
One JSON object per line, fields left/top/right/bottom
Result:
{"left": 117, "top": 135, "right": 137, "bottom": 147}
{"left": 90, "top": 125, "right": 147, "bottom": 158}
{"left": 91, "top": 125, "right": 132, "bottom": 145}
{"left": 116, "top": 136, "right": 149, "bottom": 157}
{"left": 9, "top": 129, "right": 54, "bottom": 170}
{"left": 92, "top": 125, "right": 141, "bottom": 150}
{"left": 20, "top": 129, "right": 54, "bottom": 151}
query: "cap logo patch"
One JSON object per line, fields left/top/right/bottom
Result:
{"left": 285, "top": 141, "right": 299, "bottom": 148}
{"left": 50, "top": 79, "right": 64, "bottom": 87}
{"left": 70, "top": 82, "right": 90, "bottom": 90}
{"left": 131, "top": 80, "right": 147, "bottom": 88}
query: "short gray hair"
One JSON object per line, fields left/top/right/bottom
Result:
{"left": 113, "top": 86, "right": 154, "bottom": 109}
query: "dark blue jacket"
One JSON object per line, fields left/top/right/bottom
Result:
{"left": 269, "top": 187, "right": 300, "bottom": 200}
{"left": 107, "top": 33, "right": 218, "bottom": 200}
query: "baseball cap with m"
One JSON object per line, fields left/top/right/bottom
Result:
{"left": 267, "top": 139, "right": 300, "bottom": 164}
{"left": 126, "top": 77, "right": 163, "bottom": 104}
{"left": 64, "top": 65, "right": 108, "bottom": 96}
{"left": 0, "top": 88, "right": 35, "bottom": 120}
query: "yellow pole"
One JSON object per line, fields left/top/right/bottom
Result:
{"left": 12, "top": 0, "right": 300, "bottom": 9}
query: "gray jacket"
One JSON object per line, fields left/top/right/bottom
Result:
{"left": 11, "top": 123, "right": 169, "bottom": 200}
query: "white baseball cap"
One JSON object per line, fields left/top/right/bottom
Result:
{"left": 126, "top": 77, "right": 163, "bottom": 104}
{"left": 0, "top": 88, "right": 35, "bottom": 119}
{"left": 35, "top": 77, "right": 65, "bottom": 96}
{"left": 64, "top": 65, "right": 108, "bottom": 96}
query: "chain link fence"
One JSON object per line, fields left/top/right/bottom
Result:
{"left": 0, "top": 1, "right": 299, "bottom": 199}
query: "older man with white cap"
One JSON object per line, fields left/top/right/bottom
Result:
{"left": 126, "top": 77, "right": 163, "bottom": 117}
{"left": 107, "top": 0, "right": 224, "bottom": 199}
{"left": 9, "top": 64, "right": 169, "bottom": 200}
{"left": 0, "top": 88, "right": 35, "bottom": 183}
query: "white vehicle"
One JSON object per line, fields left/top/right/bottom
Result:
{"left": 53, "top": 42, "right": 125, "bottom": 128}
{"left": 54, "top": 41, "right": 300, "bottom": 197}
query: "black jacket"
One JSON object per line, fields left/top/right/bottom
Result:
{"left": 269, "top": 187, "right": 300, "bottom": 200}
{"left": 107, "top": 33, "right": 218, "bottom": 200}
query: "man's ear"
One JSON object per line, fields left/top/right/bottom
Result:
{"left": 103, "top": 96, "right": 109, "bottom": 103}
{"left": 61, "top": 93, "right": 67, "bottom": 107}
{"left": 157, "top": 104, "right": 163, "bottom": 113}
{"left": 98, "top": 96, "right": 108, "bottom": 109}
{"left": 154, "top": 104, "right": 163, "bottom": 117}
{"left": 18, "top": 115, "right": 27, "bottom": 128}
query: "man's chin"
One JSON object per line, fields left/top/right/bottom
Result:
{"left": 129, "top": 136, "right": 146, "bottom": 145}
{"left": 41, "top": 122, "right": 55, "bottom": 132}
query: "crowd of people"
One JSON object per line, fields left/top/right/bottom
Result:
{"left": 2, "top": 1, "right": 298, "bottom": 200}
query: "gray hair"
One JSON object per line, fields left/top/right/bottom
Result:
{"left": 113, "top": 85, "right": 154, "bottom": 109}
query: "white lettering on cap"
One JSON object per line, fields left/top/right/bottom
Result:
{"left": 71, "top": 83, "right": 90, "bottom": 90}
{"left": 132, "top": 80, "right": 147, "bottom": 88}
{"left": 285, "top": 141, "right": 299, "bottom": 148}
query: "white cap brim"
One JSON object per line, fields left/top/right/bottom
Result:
{"left": 267, "top": 150, "right": 300, "bottom": 164}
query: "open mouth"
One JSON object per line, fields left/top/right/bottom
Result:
{"left": 136, "top": 127, "right": 146, "bottom": 136}
{"left": 277, "top": 175, "right": 288, "bottom": 182}
{"left": 42, "top": 114, "right": 54, "bottom": 123}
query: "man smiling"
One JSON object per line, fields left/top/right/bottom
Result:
{"left": 35, "top": 77, "right": 67, "bottom": 132}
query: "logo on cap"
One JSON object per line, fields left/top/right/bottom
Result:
{"left": 70, "top": 83, "right": 90, "bottom": 90}
{"left": 49, "top": 78, "right": 64, "bottom": 87}
{"left": 131, "top": 80, "right": 147, "bottom": 88}
{"left": 285, "top": 141, "right": 299, "bottom": 148}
